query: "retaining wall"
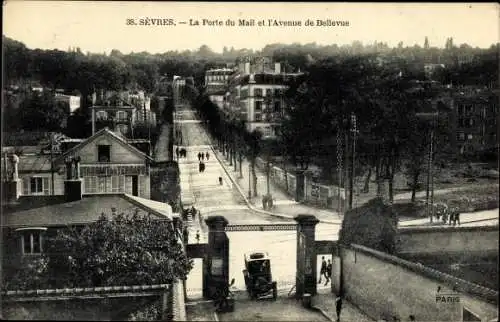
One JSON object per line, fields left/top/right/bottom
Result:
{"left": 335, "top": 244, "right": 498, "bottom": 322}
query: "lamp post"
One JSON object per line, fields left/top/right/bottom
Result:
{"left": 266, "top": 162, "right": 273, "bottom": 196}
{"left": 248, "top": 164, "right": 252, "bottom": 199}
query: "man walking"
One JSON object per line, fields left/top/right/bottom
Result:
{"left": 198, "top": 152, "right": 202, "bottom": 161}
{"left": 326, "top": 259, "right": 332, "bottom": 286}
{"left": 206, "top": 152, "right": 210, "bottom": 160}
{"left": 201, "top": 152, "right": 205, "bottom": 161}
{"left": 318, "top": 256, "right": 327, "bottom": 284}
{"left": 175, "top": 147, "right": 180, "bottom": 160}
{"left": 335, "top": 295, "right": 343, "bottom": 322}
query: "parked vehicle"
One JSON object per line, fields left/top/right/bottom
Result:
{"left": 243, "top": 252, "right": 277, "bottom": 300}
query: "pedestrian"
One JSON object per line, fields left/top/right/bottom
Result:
{"left": 442, "top": 210, "right": 448, "bottom": 224}
{"left": 201, "top": 152, "right": 205, "bottom": 161}
{"left": 196, "top": 230, "right": 200, "bottom": 243}
{"left": 318, "top": 256, "right": 327, "bottom": 284}
{"left": 198, "top": 152, "right": 201, "bottom": 161}
{"left": 219, "top": 176, "right": 223, "bottom": 185}
{"left": 206, "top": 152, "right": 210, "bottom": 160}
{"left": 335, "top": 295, "right": 343, "bottom": 322}
{"left": 198, "top": 161, "right": 202, "bottom": 173}
{"left": 201, "top": 162, "right": 205, "bottom": 172}
{"left": 325, "top": 259, "right": 332, "bottom": 286}
{"left": 456, "top": 209, "right": 461, "bottom": 226}
{"left": 176, "top": 147, "right": 180, "bottom": 159}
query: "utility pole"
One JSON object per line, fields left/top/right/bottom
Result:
{"left": 344, "top": 130, "right": 349, "bottom": 210}
{"left": 336, "top": 130, "right": 343, "bottom": 215}
{"left": 50, "top": 133, "right": 55, "bottom": 195}
{"left": 426, "top": 127, "right": 435, "bottom": 221}
{"left": 348, "top": 113, "right": 357, "bottom": 210}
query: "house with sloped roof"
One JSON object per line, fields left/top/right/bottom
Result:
{"left": 1, "top": 154, "right": 176, "bottom": 273}
{"left": 2, "top": 127, "right": 153, "bottom": 199}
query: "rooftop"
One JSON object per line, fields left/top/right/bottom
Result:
{"left": 2, "top": 194, "right": 173, "bottom": 228}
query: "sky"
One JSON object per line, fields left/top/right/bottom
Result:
{"left": 3, "top": 2, "right": 499, "bottom": 54}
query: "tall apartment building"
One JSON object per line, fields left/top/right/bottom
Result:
{"left": 205, "top": 68, "right": 234, "bottom": 111}
{"left": 450, "top": 87, "right": 498, "bottom": 156}
{"left": 219, "top": 59, "right": 303, "bottom": 139}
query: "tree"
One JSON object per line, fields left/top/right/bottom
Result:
{"left": 19, "top": 91, "right": 67, "bottom": 131}
{"left": 245, "top": 130, "right": 262, "bottom": 197}
{"left": 45, "top": 212, "right": 192, "bottom": 288}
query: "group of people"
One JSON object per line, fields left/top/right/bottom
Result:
{"left": 319, "top": 256, "right": 332, "bottom": 286}
{"left": 435, "top": 206, "right": 461, "bottom": 226}
{"left": 175, "top": 147, "right": 187, "bottom": 159}
{"left": 197, "top": 152, "right": 210, "bottom": 161}
{"left": 197, "top": 152, "right": 210, "bottom": 173}
{"left": 319, "top": 256, "right": 343, "bottom": 322}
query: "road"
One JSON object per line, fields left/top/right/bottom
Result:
{"left": 173, "top": 105, "right": 498, "bottom": 300}
{"left": 174, "top": 107, "right": 336, "bottom": 299}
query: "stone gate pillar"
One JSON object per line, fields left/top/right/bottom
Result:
{"left": 295, "top": 214, "right": 319, "bottom": 298}
{"left": 295, "top": 170, "right": 305, "bottom": 202}
{"left": 204, "top": 216, "right": 229, "bottom": 299}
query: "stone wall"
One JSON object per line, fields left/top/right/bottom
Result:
{"left": 335, "top": 244, "right": 498, "bottom": 321}
{"left": 396, "top": 225, "right": 499, "bottom": 257}
{"left": 2, "top": 285, "right": 172, "bottom": 321}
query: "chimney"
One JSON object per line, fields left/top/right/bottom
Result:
{"left": 64, "top": 156, "right": 83, "bottom": 202}
{"left": 275, "top": 62, "right": 281, "bottom": 74}
{"left": 2, "top": 154, "right": 21, "bottom": 204}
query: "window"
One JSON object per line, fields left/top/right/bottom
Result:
{"left": 96, "top": 110, "right": 108, "bottom": 120}
{"left": 266, "top": 89, "right": 272, "bottom": 97}
{"left": 274, "top": 101, "right": 281, "bottom": 113}
{"left": 98, "top": 145, "right": 111, "bottom": 162}
{"left": 29, "top": 177, "right": 49, "bottom": 195}
{"left": 98, "top": 176, "right": 111, "bottom": 192}
{"left": 457, "top": 132, "right": 465, "bottom": 141}
{"left": 255, "top": 113, "right": 262, "bottom": 121}
{"left": 84, "top": 176, "right": 98, "bottom": 193}
{"left": 112, "top": 175, "right": 125, "bottom": 193}
{"left": 263, "top": 127, "right": 273, "bottom": 137}
{"left": 116, "top": 111, "right": 127, "bottom": 122}
{"left": 85, "top": 176, "right": 125, "bottom": 194}
{"left": 467, "top": 134, "right": 473, "bottom": 140}
{"left": 274, "top": 89, "right": 282, "bottom": 96}
{"left": 21, "top": 231, "right": 43, "bottom": 255}
{"left": 254, "top": 88, "right": 263, "bottom": 97}
{"left": 255, "top": 101, "right": 262, "bottom": 111}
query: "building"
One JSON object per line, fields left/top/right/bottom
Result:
{"left": 423, "top": 63, "right": 445, "bottom": 79}
{"left": 90, "top": 90, "right": 156, "bottom": 136}
{"left": 450, "top": 87, "right": 498, "bottom": 157}
{"left": 222, "top": 59, "right": 303, "bottom": 139}
{"left": 2, "top": 185, "right": 174, "bottom": 273}
{"left": 54, "top": 93, "right": 81, "bottom": 114}
{"left": 2, "top": 128, "right": 153, "bottom": 199}
{"left": 205, "top": 68, "right": 234, "bottom": 109}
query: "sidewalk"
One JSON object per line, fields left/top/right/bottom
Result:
{"left": 312, "top": 289, "right": 374, "bottom": 322}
